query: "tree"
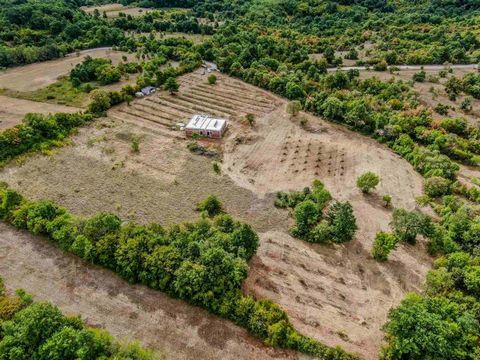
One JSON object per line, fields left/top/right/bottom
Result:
{"left": 197, "top": 195, "right": 223, "bottom": 217}
{"left": 356, "top": 172, "right": 380, "bottom": 193}
{"left": 287, "top": 101, "right": 301, "bottom": 117}
{"left": 327, "top": 201, "right": 357, "bottom": 243}
{"left": 292, "top": 200, "right": 319, "bottom": 237}
{"left": 323, "top": 47, "right": 335, "bottom": 64}
{"left": 371, "top": 232, "right": 397, "bottom": 261}
{"left": 423, "top": 176, "right": 451, "bottom": 197}
{"left": 381, "top": 294, "right": 479, "bottom": 360}
{"left": 390, "top": 208, "right": 431, "bottom": 244}
{"left": 88, "top": 90, "right": 111, "bottom": 115}
{"left": 164, "top": 77, "right": 179, "bottom": 94}
{"left": 208, "top": 74, "right": 217, "bottom": 85}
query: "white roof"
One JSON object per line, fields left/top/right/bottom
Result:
{"left": 185, "top": 115, "right": 226, "bottom": 131}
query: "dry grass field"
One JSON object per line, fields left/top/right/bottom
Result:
{"left": 0, "top": 69, "right": 436, "bottom": 358}
{"left": 0, "top": 48, "right": 135, "bottom": 92}
{"left": 0, "top": 95, "right": 80, "bottom": 130}
{"left": 80, "top": 3, "right": 153, "bottom": 18}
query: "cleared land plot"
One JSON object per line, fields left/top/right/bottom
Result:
{"left": 0, "top": 48, "right": 135, "bottom": 92}
{"left": 0, "top": 70, "right": 433, "bottom": 359}
{"left": 358, "top": 68, "right": 480, "bottom": 126}
{"left": 81, "top": 4, "right": 152, "bottom": 18}
{"left": 0, "top": 95, "right": 80, "bottom": 130}
{"left": 0, "top": 223, "right": 296, "bottom": 360}
{"left": 109, "top": 69, "right": 281, "bottom": 134}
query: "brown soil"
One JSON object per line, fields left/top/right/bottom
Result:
{"left": 0, "top": 223, "right": 304, "bottom": 360}
{"left": 0, "top": 49, "right": 135, "bottom": 92}
{"left": 80, "top": 4, "right": 153, "bottom": 18}
{"left": 0, "top": 69, "right": 434, "bottom": 359}
{"left": 0, "top": 95, "right": 80, "bottom": 130}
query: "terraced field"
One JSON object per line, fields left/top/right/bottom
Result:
{"left": 109, "top": 70, "right": 281, "bottom": 134}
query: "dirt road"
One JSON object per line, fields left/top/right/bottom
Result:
{"left": 0, "top": 222, "right": 305, "bottom": 360}
{"left": 328, "top": 64, "right": 478, "bottom": 72}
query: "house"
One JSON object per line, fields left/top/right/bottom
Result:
{"left": 185, "top": 114, "right": 227, "bottom": 138}
{"left": 141, "top": 86, "right": 156, "bottom": 96}
{"left": 134, "top": 86, "right": 156, "bottom": 98}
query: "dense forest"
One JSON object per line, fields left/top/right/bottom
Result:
{"left": 1, "top": 0, "right": 480, "bottom": 359}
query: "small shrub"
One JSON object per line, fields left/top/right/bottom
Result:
{"left": 382, "top": 194, "right": 392, "bottom": 208}
{"left": 413, "top": 70, "right": 426, "bottom": 82}
{"left": 287, "top": 101, "right": 301, "bottom": 117}
{"left": 434, "top": 103, "right": 449, "bottom": 115}
{"left": 197, "top": 195, "right": 223, "bottom": 217}
{"left": 213, "top": 162, "right": 221, "bottom": 174}
{"left": 371, "top": 231, "right": 398, "bottom": 261}
{"left": 131, "top": 135, "right": 141, "bottom": 153}
{"left": 208, "top": 74, "right": 217, "bottom": 85}
{"left": 246, "top": 113, "right": 255, "bottom": 127}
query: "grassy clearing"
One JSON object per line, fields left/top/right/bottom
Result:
{"left": 2, "top": 77, "right": 90, "bottom": 108}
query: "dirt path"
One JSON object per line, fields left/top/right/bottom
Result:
{"left": 329, "top": 64, "right": 479, "bottom": 72}
{"left": 0, "top": 222, "right": 306, "bottom": 360}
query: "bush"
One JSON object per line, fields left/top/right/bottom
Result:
{"left": 424, "top": 176, "right": 451, "bottom": 197}
{"left": 356, "top": 172, "right": 380, "bottom": 193}
{"left": 412, "top": 70, "right": 426, "bottom": 82}
{"left": 208, "top": 74, "right": 217, "bottom": 85}
{"left": 196, "top": 195, "right": 223, "bottom": 217}
{"left": 371, "top": 232, "right": 398, "bottom": 261}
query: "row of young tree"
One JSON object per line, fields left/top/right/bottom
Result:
{"left": 0, "top": 187, "right": 358, "bottom": 360}
{"left": 0, "top": 276, "right": 156, "bottom": 359}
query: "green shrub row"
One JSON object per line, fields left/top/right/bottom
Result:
{"left": 0, "top": 276, "right": 157, "bottom": 359}
{"left": 0, "top": 187, "right": 358, "bottom": 360}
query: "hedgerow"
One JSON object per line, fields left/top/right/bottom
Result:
{"left": 0, "top": 276, "right": 157, "bottom": 359}
{"left": 0, "top": 186, "right": 358, "bottom": 360}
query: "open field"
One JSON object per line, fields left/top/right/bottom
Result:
{"left": 80, "top": 3, "right": 153, "bottom": 18}
{"left": 0, "top": 223, "right": 299, "bottom": 360}
{"left": 0, "top": 95, "right": 80, "bottom": 130}
{"left": 0, "top": 48, "right": 135, "bottom": 92}
{"left": 0, "top": 69, "right": 434, "bottom": 358}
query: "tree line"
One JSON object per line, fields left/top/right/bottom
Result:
{"left": 0, "top": 187, "right": 358, "bottom": 360}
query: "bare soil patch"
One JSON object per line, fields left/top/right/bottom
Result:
{"left": 80, "top": 4, "right": 153, "bottom": 18}
{"left": 0, "top": 223, "right": 301, "bottom": 360}
{"left": 0, "top": 48, "right": 135, "bottom": 92}
{"left": 0, "top": 69, "right": 434, "bottom": 359}
{"left": 0, "top": 95, "right": 80, "bottom": 130}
